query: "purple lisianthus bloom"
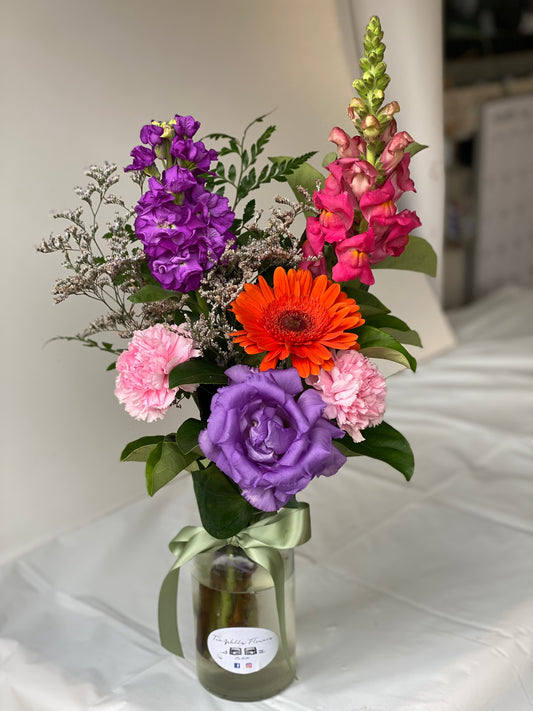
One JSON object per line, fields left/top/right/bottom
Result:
{"left": 124, "top": 145, "right": 156, "bottom": 173}
{"left": 140, "top": 123, "right": 165, "bottom": 146}
{"left": 198, "top": 366, "right": 346, "bottom": 511}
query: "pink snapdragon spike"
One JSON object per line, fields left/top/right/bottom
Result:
{"left": 370, "top": 210, "right": 421, "bottom": 263}
{"left": 115, "top": 324, "right": 199, "bottom": 422}
{"left": 332, "top": 230, "right": 375, "bottom": 285}
{"left": 359, "top": 180, "right": 396, "bottom": 222}
{"left": 310, "top": 179, "right": 356, "bottom": 245}
{"left": 328, "top": 126, "right": 366, "bottom": 158}
{"left": 380, "top": 130, "right": 414, "bottom": 174}
{"left": 389, "top": 154, "right": 415, "bottom": 200}
{"left": 306, "top": 349, "right": 387, "bottom": 442}
{"left": 333, "top": 157, "right": 378, "bottom": 201}
{"left": 306, "top": 214, "right": 327, "bottom": 254}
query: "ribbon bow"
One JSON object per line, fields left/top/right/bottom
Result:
{"left": 158, "top": 502, "right": 311, "bottom": 676}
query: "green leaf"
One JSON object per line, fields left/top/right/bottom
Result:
{"left": 168, "top": 359, "right": 229, "bottom": 388}
{"left": 322, "top": 151, "right": 337, "bottom": 168}
{"left": 363, "top": 314, "right": 421, "bottom": 346}
{"left": 203, "top": 131, "right": 235, "bottom": 141}
{"left": 176, "top": 418, "right": 204, "bottom": 455}
{"left": 364, "top": 314, "right": 411, "bottom": 331}
{"left": 405, "top": 141, "right": 428, "bottom": 157}
{"left": 335, "top": 421, "right": 414, "bottom": 481}
{"left": 373, "top": 236, "right": 437, "bottom": 277}
{"left": 357, "top": 325, "right": 417, "bottom": 371}
{"left": 253, "top": 125, "right": 276, "bottom": 158}
{"left": 146, "top": 441, "right": 190, "bottom": 496}
{"left": 381, "top": 327, "right": 422, "bottom": 347}
{"left": 192, "top": 464, "right": 257, "bottom": 538}
{"left": 120, "top": 435, "right": 165, "bottom": 463}
{"left": 241, "top": 199, "right": 256, "bottom": 226}
{"left": 339, "top": 284, "right": 390, "bottom": 318}
{"left": 129, "top": 284, "right": 182, "bottom": 303}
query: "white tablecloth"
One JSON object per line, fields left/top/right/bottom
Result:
{"left": 1, "top": 288, "right": 532, "bottom": 711}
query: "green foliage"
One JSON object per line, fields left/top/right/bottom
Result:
{"left": 322, "top": 151, "right": 337, "bottom": 168}
{"left": 192, "top": 463, "right": 258, "bottom": 538}
{"left": 145, "top": 440, "right": 194, "bottom": 496}
{"left": 120, "top": 435, "right": 165, "bottom": 462}
{"left": 339, "top": 284, "right": 390, "bottom": 318}
{"left": 176, "top": 418, "right": 204, "bottom": 455}
{"left": 373, "top": 236, "right": 437, "bottom": 277}
{"left": 405, "top": 142, "right": 428, "bottom": 157}
{"left": 128, "top": 284, "right": 182, "bottom": 303}
{"left": 47, "top": 335, "right": 124, "bottom": 357}
{"left": 168, "top": 359, "right": 229, "bottom": 388}
{"left": 204, "top": 113, "right": 316, "bottom": 212}
{"left": 363, "top": 314, "right": 422, "bottom": 348}
{"left": 335, "top": 421, "right": 414, "bottom": 481}
{"left": 356, "top": 325, "right": 417, "bottom": 371}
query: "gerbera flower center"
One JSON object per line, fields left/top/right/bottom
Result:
{"left": 278, "top": 310, "right": 313, "bottom": 333}
{"left": 263, "top": 296, "right": 328, "bottom": 343}
{"left": 230, "top": 267, "right": 364, "bottom": 378}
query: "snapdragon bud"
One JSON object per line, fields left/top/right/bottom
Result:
{"left": 361, "top": 115, "right": 381, "bottom": 141}
{"left": 348, "top": 97, "right": 367, "bottom": 124}
{"left": 381, "top": 101, "right": 400, "bottom": 118}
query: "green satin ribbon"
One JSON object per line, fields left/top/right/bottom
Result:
{"left": 158, "top": 502, "right": 311, "bottom": 676}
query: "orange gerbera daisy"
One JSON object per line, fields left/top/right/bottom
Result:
{"left": 230, "top": 267, "right": 365, "bottom": 378}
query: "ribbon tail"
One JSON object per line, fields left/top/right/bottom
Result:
{"left": 246, "top": 546, "right": 296, "bottom": 679}
{"left": 158, "top": 527, "right": 221, "bottom": 658}
{"left": 158, "top": 565, "right": 183, "bottom": 656}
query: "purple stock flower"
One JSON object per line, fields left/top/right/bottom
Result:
{"left": 198, "top": 366, "right": 346, "bottom": 511}
{"left": 170, "top": 137, "right": 217, "bottom": 173}
{"left": 144, "top": 225, "right": 231, "bottom": 292}
{"left": 173, "top": 114, "right": 201, "bottom": 138}
{"left": 124, "top": 145, "right": 156, "bottom": 173}
{"left": 140, "top": 123, "right": 165, "bottom": 146}
{"left": 134, "top": 175, "right": 234, "bottom": 291}
{"left": 129, "top": 112, "right": 234, "bottom": 292}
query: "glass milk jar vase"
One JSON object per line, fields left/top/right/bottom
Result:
{"left": 191, "top": 544, "right": 295, "bottom": 701}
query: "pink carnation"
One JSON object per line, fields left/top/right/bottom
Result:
{"left": 306, "top": 350, "right": 386, "bottom": 442}
{"left": 115, "top": 324, "right": 199, "bottom": 422}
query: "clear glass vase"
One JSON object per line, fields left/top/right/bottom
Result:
{"left": 191, "top": 544, "right": 295, "bottom": 701}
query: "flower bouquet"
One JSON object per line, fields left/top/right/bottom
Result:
{"left": 40, "top": 16, "right": 435, "bottom": 701}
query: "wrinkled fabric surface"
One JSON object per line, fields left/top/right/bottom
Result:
{"left": 1, "top": 287, "right": 532, "bottom": 711}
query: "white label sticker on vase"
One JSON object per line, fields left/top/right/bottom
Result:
{"left": 207, "top": 627, "right": 279, "bottom": 674}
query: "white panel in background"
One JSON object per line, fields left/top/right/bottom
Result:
{"left": 474, "top": 94, "right": 533, "bottom": 298}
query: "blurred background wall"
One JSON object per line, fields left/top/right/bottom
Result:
{"left": 442, "top": 0, "right": 533, "bottom": 307}
{"left": 3, "top": 0, "right": 500, "bottom": 559}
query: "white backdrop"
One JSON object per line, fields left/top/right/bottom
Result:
{"left": 1, "top": 0, "right": 447, "bottom": 559}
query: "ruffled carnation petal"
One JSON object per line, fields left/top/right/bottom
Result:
{"left": 114, "top": 325, "right": 199, "bottom": 422}
{"left": 306, "top": 349, "right": 387, "bottom": 441}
